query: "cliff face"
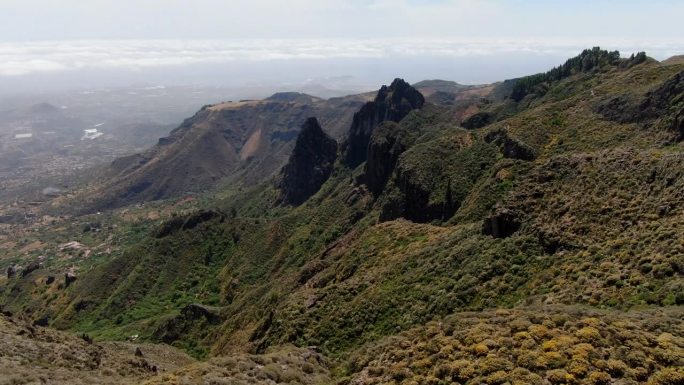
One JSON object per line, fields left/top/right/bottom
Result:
{"left": 73, "top": 94, "right": 364, "bottom": 212}
{"left": 278, "top": 118, "right": 338, "bottom": 206}
{"left": 597, "top": 70, "right": 684, "bottom": 141}
{"left": 342, "top": 78, "right": 424, "bottom": 169}
{"left": 364, "top": 122, "right": 410, "bottom": 196}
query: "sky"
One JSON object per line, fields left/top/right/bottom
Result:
{"left": 1, "top": 0, "right": 683, "bottom": 95}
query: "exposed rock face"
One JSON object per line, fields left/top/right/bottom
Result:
{"left": 462, "top": 112, "right": 495, "bottom": 129}
{"left": 674, "top": 108, "right": 684, "bottom": 141}
{"left": 343, "top": 78, "right": 424, "bottom": 169}
{"left": 638, "top": 70, "right": 684, "bottom": 121}
{"left": 483, "top": 209, "right": 521, "bottom": 238}
{"left": 484, "top": 129, "right": 536, "bottom": 161}
{"left": 6, "top": 264, "right": 16, "bottom": 279}
{"left": 597, "top": 70, "right": 684, "bottom": 141}
{"left": 21, "top": 260, "right": 41, "bottom": 278}
{"left": 378, "top": 134, "right": 498, "bottom": 224}
{"left": 65, "top": 271, "right": 77, "bottom": 287}
{"left": 74, "top": 93, "right": 365, "bottom": 213}
{"left": 278, "top": 117, "right": 338, "bottom": 206}
{"left": 364, "top": 122, "right": 409, "bottom": 196}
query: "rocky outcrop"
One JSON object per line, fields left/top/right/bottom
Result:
{"left": 6, "top": 264, "right": 16, "bottom": 279}
{"left": 484, "top": 129, "right": 536, "bottom": 161}
{"left": 65, "top": 270, "right": 77, "bottom": 287}
{"left": 364, "top": 122, "right": 409, "bottom": 196}
{"left": 278, "top": 118, "right": 338, "bottom": 206}
{"left": 343, "top": 79, "right": 424, "bottom": 169}
{"left": 74, "top": 92, "right": 363, "bottom": 213}
{"left": 638, "top": 70, "right": 684, "bottom": 121}
{"left": 378, "top": 135, "right": 498, "bottom": 223}
{"left": 21, "top": 260, "right": 42, "bottom": 278}
{"left": 482, "top": 209, "right": 521, "bottom": 238}
{"left": 674, "top": 108, "right": 684, "bottom": 141}
{"left": 597, "top": 70, "right": 684, "bottom": 141}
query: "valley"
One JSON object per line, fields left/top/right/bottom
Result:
{"left": 0, "top": 49, "right": 683, "bottom": 385}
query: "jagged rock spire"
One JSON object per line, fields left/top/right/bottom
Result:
{"left": 278, "top": 117, "right": 338, "bottom": 206}
{"left": 343, "top": 78, "right": 424, "bottom": 169}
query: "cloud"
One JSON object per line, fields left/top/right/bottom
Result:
{"left": 2, "top": 1, "right": 683, "bottom": 41}
{"left": 0, "top": 38, "right": 682, "bottom": 77}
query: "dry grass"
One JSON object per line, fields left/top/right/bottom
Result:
{"left": 0, "top": 314, "right": 194, "bottom": 385}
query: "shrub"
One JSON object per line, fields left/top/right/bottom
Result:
{"left": 587, "top": 371, "right": 612, "bottom": 385}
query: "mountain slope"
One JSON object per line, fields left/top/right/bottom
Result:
{"left": 71, "top": 93, "right": 370, "bottom": 212}
{"left": 1, "top": 49, "right": 683, "bottom": 384}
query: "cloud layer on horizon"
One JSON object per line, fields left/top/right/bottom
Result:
{"left": 1, "top": 38, "right": 682, "bottom": 77}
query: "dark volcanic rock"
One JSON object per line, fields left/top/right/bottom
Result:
{"left": 278, "top": 117, "right": 338, "bottom": 206}
{"left": 65, "top": 271, "right": 77, "bottom": 287}
{"left": 6, "top": 264, "right": 16, "bottom": 279}
{"left": 21, "top": 260, "right": 41, "bottom": 278}
{"left": 674, "top": 108, "right": 684, "bottom": 141}
{"left": 343, "top": 78, "right": 424, "bottom": 169}
{"left": 485, "top": 129, "right": 536, "bottom": 161}
{"left": 364, "top": 122, "right": 409, "bottom": 196}
{"left": 482, "top": 209, "right": 520, "bottom": 238}
{"left": 33, "top": 316, "right": 49, "bottom": 327}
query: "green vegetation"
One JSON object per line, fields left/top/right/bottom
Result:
{"left": 1, "top": 50, "right": 682, "bottom": 384}
{"left": 511, "top": 47, "right": 647, "bottom": 102}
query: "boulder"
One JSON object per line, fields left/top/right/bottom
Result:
{"left": 21, "top": 260, "right": 41, "bottom": 278}
{"left": 65, "top": 270, "right": 77, "bottom": 287}
{"left": 33, "top": 316, "right": 49, "bottom": 327}
{"left": 6, "top": 264, "right": 16, "bottom": 279}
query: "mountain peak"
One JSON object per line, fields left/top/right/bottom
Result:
{"left": 277, "top": 117, "right": 338, "bottom": 206}
{"left": 343, "top": 78, "right": 424, "bottom": 169}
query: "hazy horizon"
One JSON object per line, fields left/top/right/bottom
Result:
{"left": 2, "top": 1, "right": 683, "bottom": 97}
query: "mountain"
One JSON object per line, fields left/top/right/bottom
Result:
{"left": 70, "top": 93, "right": 370, "bottom": 212}
{"left": 68, "top": 80, "right": 478, "bottom": 213}
{"left": 342, "top": 78, "right": 425, "bottom": 169}
{"left": 276, "top": 117, "right": 338, "bottom": 206}
{"left": 1, "top": 49, "right": 683, "bottom": 385}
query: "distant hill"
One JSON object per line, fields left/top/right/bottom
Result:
{"left": 663, "top": 55, "right": 684, "bottom": 65}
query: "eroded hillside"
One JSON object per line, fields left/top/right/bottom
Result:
{"left": 1, "top": 50, "right": 683, "bottom": 385}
